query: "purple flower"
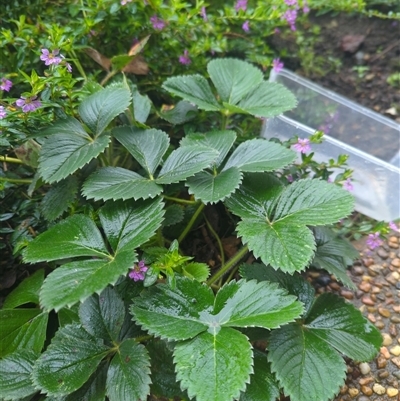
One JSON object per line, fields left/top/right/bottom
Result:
{"left": 235, "top": 0, "right": 247, "bottom": 12}
{"left": 66, "top": 62, "right": 72, "bottom": 72}
{"left": 366, "top": 232, "right": 382, "bottom": 250}
{"left": 303, "top": 4, "right": 310, "bottom": 13}
{"left": 16, "top": 96, "right": 42, "bottom": 113}
{"left": 121, "top": 0, "right": 132, "bottom": 4}
{"left": 287, "top": 174, "right": 293, "bottom": 183}
{"left": 242, "top": 20, "right": 250, "bottom": 32}
{"left": 342, "top": 178, "right": 353, "bottom": 192}
{"left": 284, "top": 0, "right": 297, "bottom": 5}
{"left": 40, "top": 49, "right": 62, "bottom": 66}
{"left": 293, "top": 138, "right": 311, "bottom": 153}
{"left": 0, "top": 106, "right": 6, "bottom": 119}
{"left": 0, "top": 78, "right": 12, "bottom": 92}
{"left": 282, "top": 9, "right": 297, "bottom": 31}
{"left": 389, "top": 221, "right": 399, "bottom": 232}
{"left": 179, "top": 49, "right": 192, "bottom": 65}
{"left": 150, "top": 15, "right": 166, "bottom": 30}
{"left": 200, "top": 6, "right": 208, "bottom": 21}
{"left": 272, "top": 58, "right": 284, "bottom": 73}
{"left": 128, "top": 260, "right": 148, "bottom": 282}
{"left": 274, "top": 28, "right": 281, "bottom": 34}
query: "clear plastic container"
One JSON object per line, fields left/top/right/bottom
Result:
{"left": 261, "top": 69, "right": 400, "bottom": 221}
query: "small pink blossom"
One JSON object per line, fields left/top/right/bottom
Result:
{"left": 284, "top": 0, "right": 297, "bottom": 5}
{"left": 293, "top": 138, "right": 311, "bottom": 153}
{"left": 0, "top": 106, "right": 6, "bottom": 119}
{"left": 342, "top": 178, "right": 353, "bottom": 192}
{"left": 128, "top": 260, "right": 148, "bottom": 282}
{"left": 0, "top": 78, "right": 12, "bottom": 92}
{"left": 40, "top": 49, "right": 62, "bottom": 66}
{"left": 179, "top": 49, "right": 191, "bottom": 65}
{"left": 287, "top": 174, "right": 293, "bottom": 183}
{"left": 282, "top": 9, "right": 297, "bottom": 31}
{"left": 272, "top": 58, "right": 284, "bottom": 73}
{"left": 200, "top": 6, "right": 208, "bottom": 21}
{"left": 389, "top": 221, "right": 399, "bottom": 232}
{"left": 366, "top": 232, "right": 382, "bottom": 250}
{"left": 16, "top": 96, "right": 42, "bottom": 113}
{"left": 66, "top": 62, "right": 72, "bottom": 72}
{"left": 150, "top": 15, "right": 166, "bottom": 30}
{"left": 235, "top": 0, "right": 247, "bottom": 12}
{"left": 242, "top": 20, "right": 250, "bottom": 32}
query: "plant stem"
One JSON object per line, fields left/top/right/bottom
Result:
{"left": 178, "top": 202, "right": 205, "bottom": 243}
{"left": 207, "top": 245, "right": 249, "bottom": 286}
{"left": 0, "top": 177, "right": 32, "bottom": 184}
{"left": 0, "top": 156, "right": 23, "bottom": 164}
{"left": 163, "top": 195, "right": 197, "bottom": 205}
{"left": 205, "top": 216, "right": 225, "bottom": 267}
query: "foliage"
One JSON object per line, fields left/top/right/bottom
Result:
{"left": 0, "top": 1, "right": 389, "bottom": 401}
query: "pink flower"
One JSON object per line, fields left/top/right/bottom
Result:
{"left": 150, "top": 15, "right": 166, "bottom": 30}
{"left": 272, "top": 58, "right": 284, "bottom": 73}
{"left": 282, "top": 9, "right": 297, "bottom": 31}
{"left": 284, "top": 0, "right": 297, "bottom": 5}
{"left": 242, "top": 20, "right": 250, "bottom": 32}
{"left": 235, "top": 0, "right": 247, "bottom": 12}
{"left": 293, "top": 138, "right": 311, "bottom": 153}
{"left": 0, "top": 78, "right": 12, "bottom": 92}
{"left": 179, "top": 49, "right": 192, "bottom": 65}
{"left": 200, "top": 6, "right": 207, "bottom": 21}
{"left": 66, "top": 63, "right": 72, "bottom": 72}
{"left": 389, "top": 221, "right": 399, "bottom": 232}
{"left": 128, "top": 260, "right": 148, "bottom": 282}
{"left": 40, "top": 49, "right": 62, "bottom": 66}
{"left": 287, "top": 174, "right": 294, "bottom": 183}
{"left": 366, "top": 232, "right": 382, "bottom": 250}
{"left": 0, "top": 106, "right": 6, "bottom": 119}
{"left": 16, "top": 96, "right": 42, "bottom": 112}
{"left": 342, "top": 178, "right": 353, "bottom": 192}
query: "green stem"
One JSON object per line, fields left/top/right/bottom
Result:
{"left": 178, "top": 202, "right": 205, "bottom": 243}
{"left": 221, "top": 113, "right": 229, "bottom": 130}
{"left": 0, "top": 156, "right": 23, "bottom": 164}
{"left": 0, "top": 177, "right": 32, "bottom": 184}
{"left": 163, "top": 195, "right": 197, "bottom": 205}
{"left": 207, "top": 245, "right": 249, "bottom": 286}
{"left": 205, "top": 216, "right": 225, "bottom": 267}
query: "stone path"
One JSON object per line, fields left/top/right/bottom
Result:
{"left": 327, "top": 231, "right": 400, "bottom": 401}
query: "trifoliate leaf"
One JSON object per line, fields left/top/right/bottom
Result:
{"left": 174, "top": 328, "right": 253, "bottom": 401}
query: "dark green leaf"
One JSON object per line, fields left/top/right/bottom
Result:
{"left": 58, "top": 305, "right": 80, "bottom": 327}
{"left": 162, "top": 204, "right": 184, "bottom": 227}
{"left": 159, "top": 100, "right": 198, "bottom": 124}
{"left": 174, "top": 328, "right": 252, "bottom": 401}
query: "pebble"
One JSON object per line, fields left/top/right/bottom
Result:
{"left": 363, "top": 258, "right": 374, "bottom": 267}
{"left": 375, "top": 320, "right": 385, "bottom": 329}
{"left": 387, "top": 387, "right": 399, "bottom": 397}
{"left": 390, "top": 315, "right": 400, "bottom": 323}
{"left": 368, "top": 264, "right": 382, "bottom": 276}
{"left": 386, "top": 272, "right": 400, "bottom": 285}
{"left": 359, "top": 281, "right": 371, "bottom": 292}
{"left": 361, "top": 296, "right": 375, "bottom": 305}
{"left": 390, "top": 345, "right": 400, "bottom": 356}
{"left": 358, "top": 396, "right": 370, "bottom": 401}
{"left": 391, "top": 258, "right": 400, "bottom": 267}
{"left": 359, "top": 362, "right": 371, "bottom": 375}
{"left": 392, "top": 356, "right": 400, "bottom": 368}
{"left": 340, "top": 290, "right": 354, "bottom": 299}
{"left": 382, "top": 333, "right": 393, "bottom": 346}
{"left": 359, "top": 377, "right": 374, "bottom": 385}
{"left": 378, "top": 307, "right": 391, "bottom": 318}
{"left": 377, "top": 369, "right": 389, "bottom": 379}
{"left": 372, "top": 383, "right": 386, "bottom": 394}
{"left": 348, "top": 387, "right": 358, "bottom": 398}
{"left": 352, "top": 265, "right": 364, "bottom": 275}
{"left": 329, "top": 282, "right": 341, "bottom": 291}
{"left": 389, "top": 324, "right": 398, "bottom": 337}
{"left": 376, "top": 355, "right": 387, "bottom": 368}
{"left": 377, "top": 249, "right": 389, "bottom": 259}
{"left": 393, "top": 370, "right": 400, "bottom": 379}
{"left": 360, "top": 385, "right": 373, "bottom": 396}
{"left": 381, "top": 346, "right": 391, "bottom": 359}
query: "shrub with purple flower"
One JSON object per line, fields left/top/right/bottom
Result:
{"left": 150, "top": 15, "right": 166, "bottom": 30}
{"left": 272, "top": 58, "right": 284, "bottom": 73}
{"left": 129, "top": 260, "right": 149, "bottom": 282}
{"left": 16, "top": 96, "right": 42, "bottom": 113}
{"left": 235, "top": 0, "right": 247, "bottom": 12}
{"left": 0, "top": 78, "right": 12, "bottom": 92}
{"left": 179, "top": 50, "right": 191, "bottom": 65}
{"left": 200, "top": 6, "right": 207, "bottom": 21}
{"left": 282, "top": 9, "right": 298, "bottom": 31}
{"left": 366, "top": 232, "right": 382, "bottom": 250}
{"left": 389, "top": 221, "right": 399, "bottom": 232}
{"left": 342, "top": 178, "right": 353, "bottom": 192}
{"left": 0, "top": 106, "right": 6, "bottom": 119}
{"left": 242, "top": 20, "right": 250, "bottom": 32}
{"left": 293, "top": 138, "right": 311, "bottom": 153}
{"left": 40, "top": 49, "right": 62, "bottom": 66}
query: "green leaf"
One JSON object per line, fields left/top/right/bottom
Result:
{"left": 23, "top": 214, "right": 109, "bottom": 263}
{"left": 156, "top": 145, "right": 218, "bottom": 184}
{"left": 268, "top": 323, "right": 346, "bottom": 401}
{"left": 234, "top": 82, "right": 297, "bottom": 118}
{"left": 305, "top": 293, "right": 382, "bottom": 361}
{"left": 182, "top": 262, "right": 210, "bottom": 282}
{"left": 78, "top": 86, "right": 131, "bottom": 135}
{"left": 82, "top": 167, "right": 162, "bottom": 201}
{"left": 162, "top": 204, "right": 184, "bottom": 227}
{"left": 0, "top": 310, "right": 48, "bottom": 357}
{"left": 0, "top": 350, "right": 38, "bottom": 400}
{"left": 214, "top": 280, "right": 303, "bottom": 330}
{"left": 239, "top": 350, "right": 280, "bottom": 401}
{"left": 159, "top": 100, "right": 198, "bottom": 124}
{"left": 58, "top": 305, "right": 80, "bottom": 327}
{"left": 41, "top": 176, "right": 79, "bottom": 221}
{"left": 223, "top": 139, "right": 295, "bottom": 172}
{"left": 3, "top": 269, "right": 44, "bottom": 309}
{"left": 186, "top": 168, "right": 243, "bottom": 203}
{"left": 132, "top": 86, "right": 151, "bottom": 123}
{"left": 208, "top": 58, "right": 263, "bottom": 105}
{"left": 162, "top": 74, "right": 221, "bottom": 111}
{"left": 113, "top": 127, "right": 169, "bottom": 176}
{"left": 38, "top": 118, "right": 110, "bottom": 183}
{"left": 99, "top": 197, "right": 165, "bottom": 253}
{"left": 106, "top": 339, "right": 151, "bottom": 401}
{"left": 131, "top": 277, "right": 214, "bottom": 341}
{"left": 174, "top": 328, "right": 253, "bottom": 401}
{"left": 39, "top": 250, "right": 133, "bottom": 311}
{"left": 180, "top": 130, "right": 236, "bottom": 168}
{"left": 32, "top": 324, "right": 109, "bottom": 397}
{"left": 79, "top": 287, "right": 125, "bottom": 343}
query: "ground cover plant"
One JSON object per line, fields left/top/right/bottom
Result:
{"left": 1, "top": 1, "right": 398, "bottom": 400}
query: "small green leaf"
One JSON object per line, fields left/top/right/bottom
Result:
{"left": 3, "top": 269, "right": 44, "bottom": 309}
{"left": 182, "top": 262, "right": 210, "bottom": 282}
{"left": 162, "top": 75, "right": 221, "bottom": 111}
{"left": 208, "top": 58, "right": 263, "bottom": 105}
{"left": 41, "top": 176, "right": 79, "bottom": 221}
{"left": 186, "top": 168, "right": 243, "bottom": 203}
{"left": 23, "top": 214, "right": 109, "bottom": 263}
{"left": 106, "top": 339, "right": 151, "bottom": 401}
{"left": 79, "top": 287, "right": 125, "bottom": 343}
{"left": 268, "top": 323, "right": 346, "bottom": 401}
{"left": 156, "top": 145, "right": 218, "bottom": 184}
{"left": 39, "top": 250, "right": 134, "bottom": 311}
{"left": 239, "top": 350, "right": 280, "bottom": 401}
{"left": 131, "top": 277, "right": 214, "bottom": 341}
{"left": 113, "top": 127, "right": 169, "bottom": 176}
{"left": 58, "top": 305, "right": 80, "bottom": 327}
{"left": 82, "top": 167, "right": 162, "bottom": 201}
{"left": 0, "top": 310, "right": 48, "bottom": 357}
{"left": 32, "top": 324, "right": 109, "bottom": 397}
{"left": 78, "top": 86, "right": 131, "bottom": 135}
{"left": 0, "top": 350, "right": 39, "bottom": 400}
{"left": 174, "top": 328, "right": 253, "bottom": 401}
{"left": 163, "top": 204, "right": 184, "bottom": 227}
{"left": 38, "top": 121, "right": 110, "bottom": 183}
{"left": 159, "top": 100, "right": 198, "bottom": 124}
{"left": 132, "top": 86, "right": 152, "bottom": 123}
{"left": 223, "top": 139, "right": 295, "bottom": 172}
